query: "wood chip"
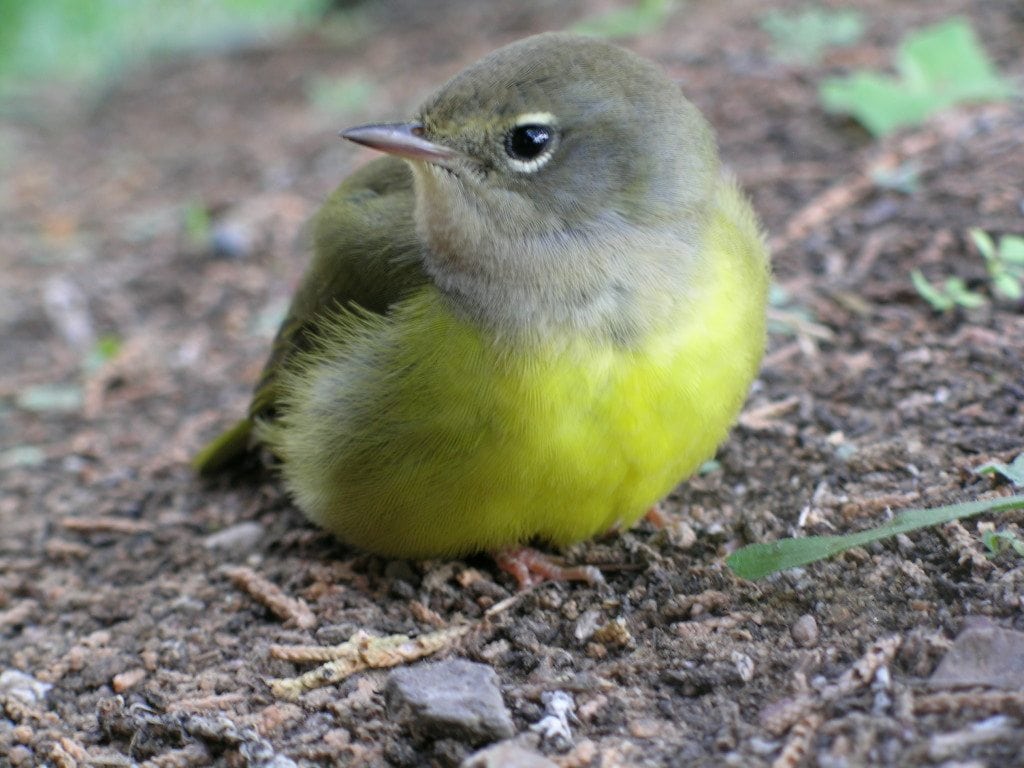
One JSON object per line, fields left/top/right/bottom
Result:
{"left": 223, "top": 565, "right": 316, "bottom": 630}
{"left": 771, "top": 712, "right": 822, "bottom": 768}
{"left": 738, "top": 397, "right": 800, "bottom": 434}
{"left": 914, "top": 690, "right": 1024, "bottom": 717}
{"left": 61, "top": 516, "right": 153, "bottom": 535}
{"left": 165, "top": 693, "right": 246, "bottom": 713}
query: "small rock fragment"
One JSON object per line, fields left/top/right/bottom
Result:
{"left": 731, "top": 651, "right": 755, "bottom": 682}
{"left": 112, "top": 667, "right": 146, "bottom": 693}
{"left": 930, "top": 622, "right": 1024, "bottom": 689}
{"left": 8, "top": 745, "right": 34, "bottom": 767}
{"left": 204, "top": 522, "right": 264, "bottom": 552}
{"left": 573, "top": 610, "right": 601, "bottom": 643}
{"left": 386, "top": 659, "right": 514, "bottom": 745}
{"left": 42, "top": 275, "right": 95, "bottom": 350}
{"left": 530, "top": 691, "right": 576, "bottom": 748}
{"left": 0, "top": 669, "right": 52, "bottom": 706}
{"left": 212, "top": 223, "right": 252, "bottom": 259}
{"left": 791, "top": 614, "right": 819, "bottom": 647}
{"left": 461, "top": 740, "right": 558, "bottom": 768}
{"left": 593, "top": 617, "right": 632, "bottom": 647}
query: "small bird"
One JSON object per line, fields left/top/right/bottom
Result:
{"left": 195, "top": 32, "right": 769, "bottom": 587}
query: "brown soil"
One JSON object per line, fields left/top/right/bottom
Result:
{"left": 3, "top": 1, "right": 1024, "bottom": 765}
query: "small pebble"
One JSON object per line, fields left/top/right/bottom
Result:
{"left": 212, "top": 223, "right": 252, "bottom": 259}
{"left": 930, "top": 624, "right": 1024, "bottom": 689}
{"left": 573, "top": 610, "right": 601, "bottom": 643}
{"left": 386, "top": 659, "right": 514, "bottom": 745}
{"left": 593, "top": 617, "right": 632, "bottom": 647}
{"left": 111, "top": 667, "right": 146, "bottom": 693}
{"left": 791, "top": 614, "right": 819, "bottom": 647}
{"left": 203, "top": 522, "right": 264, "bottom": 552}
{"left": 461, "top": 740, "right": 558, "bottom": 768}
{"left": 9, "top": 745, "right": 34, "bottom": 767}
{"left": 731, "top": 651, "right": 755, "bottom": 682}
{"left": 0, "top": 669, "right": 51, "bottom": 706}
{"left": 530, "top": 690, "right": 576, "bottom": 746}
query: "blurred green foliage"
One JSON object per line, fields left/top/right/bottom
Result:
{"left": 82, "top": 335, "right": 123, "bottom": 374}
{"left": 983, "top": 530, "right": 1024, "bottom": 559}
{"left": 570, "top": 0, "right": 675, "bottom": 40}
{"left": 761, "top": 7, "right": 864, "bottom": 65}
{"left": 306, "top": 73, "right": 375, "bottom": 117}
{"left": 870, "top": 161, "right": 920, "bottom": 195}
{"left": 970, "top": 228, "right": 1024, "bottom": 302}
{"left": 820, "top": 18, "right": 1013, "bottom": 136}
{"left": 911, "top": 270, "right": 985, "bottom": 312}
{"left": 976, "top": 453, "right": 1024, "bottom": 487}
{"left": 0, "top": 0, "right": 329, "bottom": 94}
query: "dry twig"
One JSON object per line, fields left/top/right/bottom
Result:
{"left": 269, "top": 626, "right": 470, "bottom": 700}
{"left": 61, "top": 516, "right": 153, "bottom": 535}
{"left": 222, "top": 565, "right": 316, "bottom": 630}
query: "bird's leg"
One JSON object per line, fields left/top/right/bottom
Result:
{"left": 644, "top": 505, "right": 672, "bottom": 529}
{"left": 494, "top": 547, "right": 605, "bottom": 590}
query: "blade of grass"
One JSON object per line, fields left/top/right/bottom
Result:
{"left": 728, "top": 494, "right": 1024, "bottom": 580}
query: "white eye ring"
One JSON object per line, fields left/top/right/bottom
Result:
{"left": 504, "top": 112, "right": 558, "bottom": 173}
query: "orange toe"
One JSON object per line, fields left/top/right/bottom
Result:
{"left": 494, "top": 547, "right": 604, "bottom": 590}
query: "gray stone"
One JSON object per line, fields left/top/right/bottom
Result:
{"left": 203, "top": 522, "right": 264, "bottom": 552}
{"left": 386, "top": 659, "right": 514, "bottom": 745}
{"left": 0, "top": 669, "right": 51, "bottom": 706}
{"left": 461, "top": 740, "right": 558, "bottom": 768}
{"left": 930, "top": 621, "right": 1024, "bottom": 689}
{"left": 791, "top": 614, "right": 819, "bottom": 647}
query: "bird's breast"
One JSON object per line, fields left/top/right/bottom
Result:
{"left": 272, "top": 178, "right": 768, "bottom": 558}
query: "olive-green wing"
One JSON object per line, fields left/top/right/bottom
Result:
{"left": 194, "top": 156, "right": 426, "bottom": 474}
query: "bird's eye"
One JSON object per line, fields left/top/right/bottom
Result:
{"left": 503, "top": 116, "right": 557, "bottom": 173}
{"left": 505, "top": 125, "right": 552, "bottom": 161}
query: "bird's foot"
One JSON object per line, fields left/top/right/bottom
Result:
{"left": 644, "top": 505, "right": 671, "bottom": 529}
{"left": 494, "top": 547, "right": 605, "bottom": 590}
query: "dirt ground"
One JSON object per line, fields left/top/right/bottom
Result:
{"left": 3, "top": 0, "right": 1024, "bottom": 765}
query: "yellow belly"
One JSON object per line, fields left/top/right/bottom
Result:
{"left": 267, "top": 186, "right": 768, "bottom": 558}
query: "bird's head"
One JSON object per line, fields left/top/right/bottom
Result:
{"left": 342, "top": 32, "right": 720, "bottom": 341}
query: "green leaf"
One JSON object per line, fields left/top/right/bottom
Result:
{"left": 911, "top": 270, "right": 953, "bottom": 311}
{"left": 16, "top": 383, "right": 83, "bottom": 413}
{"left": 820, "top": 18, "right": 1013, "bottom": 136}
{"left": 697, "top": 459, "right": 721, "bottom": 476}
{"left": 728, "top": 494, "right": 1024, "bottom": 580}
{"left": 767, "top": 283, "right": 791, "bottom": 308}
{"left": 999, "top": 236, "right": 1024, "bottom": 264}
{"left": 944, "top": 277, "right": 986, "bottom": 308}
{"left": 969, "top": 227, "right": 997, "bottom": 262}
{"left": 761, "top": 8, "right": 864, "bottom": 65}
{"left": 307, "top": 75, "right": 375, "bottom": 117}
{"left": 0, "top": 0, "right": 330, "bottom": 96}
{"left": 82, "top": 334, "right": 122, "bottom": 374}
{"left": 976, "top": 454, "right": 1024, "bottom": 486}
{"left": 570, "top": 0, "right": 674, "bottom": 39}
{"left": 0, "top": 445, "right": 47, "bottom": 468}
{"left": 982, "top": 530, "right": 1024, "bottom": 558}
{"left": 183, "top": 201, "right": 212, "bottom": 246}
{"left": 871, "top": 161, "right": 919, "bottom": 194}
{"left": 970, "top": 229, "right": 1024, "bottom": 299}
{"left": 993, "top": 273, "right": 1023, "bottom": 301}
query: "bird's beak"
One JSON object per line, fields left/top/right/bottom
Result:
{"left": 340, "top": 122, "right": 458, "bottom": 165}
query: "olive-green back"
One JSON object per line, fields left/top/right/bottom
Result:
{"left": 193, "top": 156, "right": 426, "bottom": 473}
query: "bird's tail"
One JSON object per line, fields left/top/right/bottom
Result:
{"left": 192, "top": 418, "right": 254, "bottom": 475}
